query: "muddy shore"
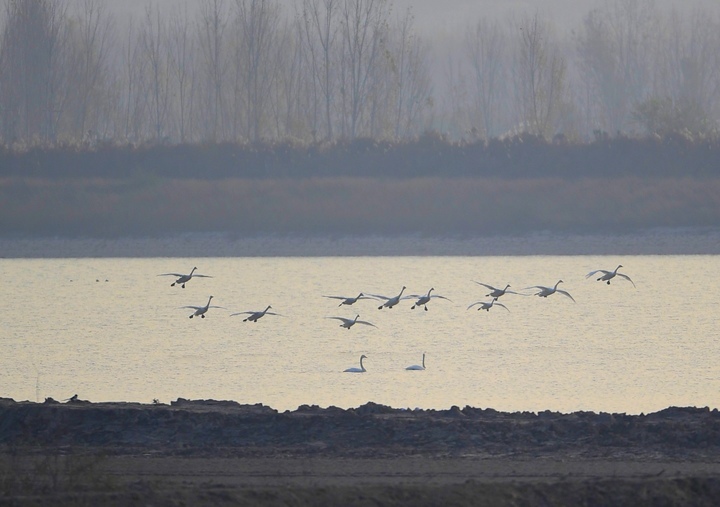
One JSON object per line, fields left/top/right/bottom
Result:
{"left": 2, "top": 397, "right": 720, "bottom": 505}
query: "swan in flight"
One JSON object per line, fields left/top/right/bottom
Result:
{"left": 326, "top": 315, "right": 377, "bottom": 330}
{"left": 322, "top": 293, "right": 377, "bottom": 306}
{"left": 525, "top": 280, "right": 576, "bottom": 302}
{"left": 182, "top": 295, "right": 223, "bottom": 318}
{"left": 405, "top": 353, "right": 426, "bottom": 370}
{"left": 467, "top": 299, "right": 509, "bottom": 312}
{"left": 585, "top": 265, "right": 636, "bottom": 287}
{"left": 231, "top": 305, "right": 280, "bottom": 322}
{"left": 409, "top": 288, "right": 452, "bottom": 311}
{"left": 474, "top": 282, "right": 521, "bottom": 300}
{"left": 370, "top": 286, "right": 409, "bottom": 310}
{"left": 158, "top": 267, "right": 212, "bottom": 288}
{"left": 344, "top": 354, "right": 367, "bottom": 373}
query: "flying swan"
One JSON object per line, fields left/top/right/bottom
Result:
{"left": 585, "top": 265, "right": 636, "bottom": 287}
{"left": 158, "top": 267, "right": 212, "bottom": 288}
{"left": 405, "top": 353, "right": 426, "bottom": 370}
{"left": 525, "top": 280, "right": 576, "bottom": 302}
{"left": 182, "top": 295, "right": 223, "bottom": 318}
{"left": 467, "top": 299, "right": 510, "bottom": 312}
{"left": 231, "top": 305, "right": 280, "bottom": 322}
{"left": 326, "top": 315, "right": 377, "bottom": 330}
{"left": 409, "top": 288, "right": 452, "bottom": 311}
{"left": 344, "top": 354, "right": 367, "bottom": 373}
{"left": 322, "top": 293, "right": 378, "bottom": 306}
{"left": 473, "top": 282, "right": 521, "bottom": 300}
{"left": 370, "top": 286, "right": 409, "bottom": 310}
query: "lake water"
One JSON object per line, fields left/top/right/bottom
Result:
{"left": 2, "top": 253, "right": 718, "bottom": 414}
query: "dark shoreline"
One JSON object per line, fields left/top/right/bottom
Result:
{"left": 2, "top": 228, "right": 720, "bottom": 258}
{"left": 3, "top": 398, "right": 720, "bottom": 506}
{"left": 3, "top": 397, "right": 719, "bottom": 459}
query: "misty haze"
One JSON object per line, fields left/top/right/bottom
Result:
{"left": 1, "top": 0, "right": 719, "bottom": 243}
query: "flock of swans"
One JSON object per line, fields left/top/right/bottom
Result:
{"left": 159, "top": 264, "right": 635, "bottom": 373}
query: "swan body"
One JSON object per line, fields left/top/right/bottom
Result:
{"left": 409, "top": 288, "right": 452, "bottom": 311}
{"left": 467, "top": 299, "right": 509, "bottom": 312}
{"left": 344, "top": 354, "right": 367, "bottom": 373}
{"left": 474, "top": 282, "right": 520, "bottom": 300}
{"left": 327, "top": 315, "right": 377, "bottom": 329}
{"left": 159, "top": 266, "right": 212, "bottom": 288}
{"left": 586, "top": 265, "right": 636, "bottom": 287}
{"left": 231, "top": 305, "right": 280, "bottom": 322}
{"left": 406, "top": 353, "right": 426, "bottom": 370}
{"left": 182, "top": 296, "right": 223, "bottom": 318}
{"left": 525, "top": 280, "right": 576, "bottom": 302}
{"left": 371, "top": 286, "right": 409, "bottom": 310}
{"left": 322, "top": 293, "right": 377, "bottom": 306}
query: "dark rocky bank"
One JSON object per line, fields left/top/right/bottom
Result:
{"left": 2, "top": 397, "right": 719, "bottom": 459}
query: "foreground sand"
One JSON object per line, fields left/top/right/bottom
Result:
{"left": 2, "top": 398, "right": 720, "bottom": 505}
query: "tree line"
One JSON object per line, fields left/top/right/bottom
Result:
{"left": 1, "top": 0, "right": 719, "bottom": 148}
{"left": 1, "top": 133, "right": 718, "bottom": 180}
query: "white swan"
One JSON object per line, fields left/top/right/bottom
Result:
{"left": 322, "top": 293, "right": 377, "bottom": 306}
{"left": 326, "top": 315, "right": 377, "bottom": 330}
{"left": 409, "top": 288, "right": 452, "bottom": 311}
{"left": 231, "top": 305, "right": 280, "bottom": 322}
{"left": 371, "top": 286, "right": 409, "bottom": 310}
{"left": 158, "top": 266, "right": 212, "bottom": 288}
{"left": 182, "top": 296, "right": 223, "bottom": 318}
{"left": 405, "top": 353, "right": 426, "bottom": 370}
{"left": 585, "top": 265, "right": 636, "bottom": 287}
{"left": 474, "top": 282, "right": 521, "bottom": 300}
{"left": 525, "top": 280, "right": 576, "bottom": 302}
{"left": 467, "top": 299, "right": 509, "bottom": 312}
{"left": 344, "top": 354, "right": 367, "bottom": 373}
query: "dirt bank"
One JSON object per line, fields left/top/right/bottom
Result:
{"left": 2, "top": 398, "right": 720, "bottom": 505}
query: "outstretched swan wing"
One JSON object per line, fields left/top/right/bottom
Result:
{"left": 585, "top": 269, "right": 610, "bottom": 279}
{"left": 557, "top": 290, "right": 576, "bottom": 302}
{"left": 616, "top": 273, "right": 636, "bottom": 287}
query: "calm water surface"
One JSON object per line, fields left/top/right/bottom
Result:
{"left": 2, "top": 256, "right": 718, "bottom": 413}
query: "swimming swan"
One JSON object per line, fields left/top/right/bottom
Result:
{"left": 322, "top": 293, "right": 377, "bottom": 306}
{"left": 525, "top": 280, "right": 576, "bottom": 302}
{"left": 231, "top": 305, "right": 280, "bottom": 322}
{"left": 371, "top": 286, "right": 409, "bottom": 310}
{"left": 406, "top": 353, "right": 426, "bottom": 370}
{"left": 344, "top": 354, "right": 367, "bottom": 373}
{"left": 585, "top": 265, "right": 636, "bottom": 287}
{"left": 159, "top": 267, "right": 212, "bottom": 288}
{"left": 467, "top": 299, "right": 510, "bottom": 312}
{"left": 182, "top": 296, "right": 223, "bottom": 318}
{"left": 473, "top": 282, "right": 521, "bottom": 300}
{"left": 327, "top": 315, "right": 377, "bottom": 329}
{"left": 409, "top": 288, "right": 452, "bottom": 311}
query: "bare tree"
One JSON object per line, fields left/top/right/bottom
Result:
{"left": 385, "top": 8, "right": 432, "bottom": 139}
{"left": 197, "top": 0, "right": 229, "bottom": 141}
{"left": 168, "top": 4, "right": 197, "bottom": 143}
{"left": 464, "top": 18, "right": 506, "bottom": 139}
{"left": 231, "top": 0, "right": 283, "bottom": 141}
{"left": 140, "top": 4, "right": 170, "bottom": 140}
{"left": 576, "top": 0, "right": 658, "bottom": 134}
{"left": 338, "top": 0, "right": 389, "bottom": 139}
{"left": 64, "top": 0, "right": 113, "bottom": 141}
{"left": 513, "top": 12, "right": 567, "bottom": 139}
{"left": 300, "top": 0, "right": 339, "bottom": 141}
{"left": 0, "top": 0, "right": 68, "bottom": 143}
